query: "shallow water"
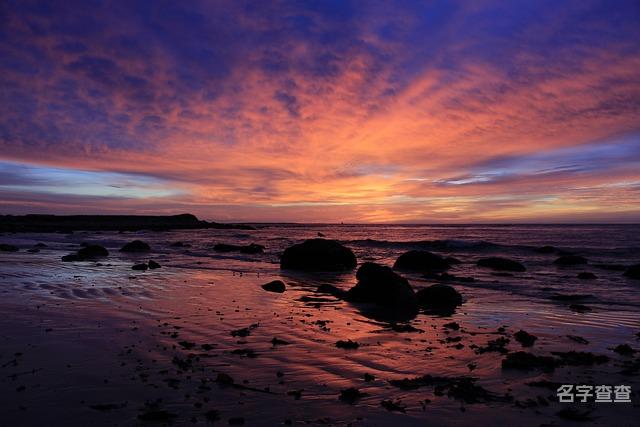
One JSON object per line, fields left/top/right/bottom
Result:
{"left": 1, "top": 224, "right": 639, "bottom": 426}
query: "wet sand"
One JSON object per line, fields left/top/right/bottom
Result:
{"left": 1, "top": 229, "right": 639, "bottom": 426}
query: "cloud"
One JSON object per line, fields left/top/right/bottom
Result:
{"left": 0, "top": 0, "right": 639, "bottom": 222}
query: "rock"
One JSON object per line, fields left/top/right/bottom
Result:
{"left": 567, "top": 335, "right": 589, "bottom": 344}
{"left": 549, "top": 293, "right": 591, "bottom": 301}
{"left": 393, "top": 250, "right": 450, "bottom": 272}
{"left": 271, "top": 337, "right": 290, "bottom": 346}
{"left": 344, "top": 263, "right": 417, "bottom": 316}
{"left": 553, "top": 255, "right": 587, "bottom": 266}
{"left": 445, "top": 256, "right": 462, "bottom": 265}
{"left": 132, "top": 263, "right": 148, "bottom": 271}
{"left": 380, "top": 400, "right": 405, "bottom": 413}
{"left": 339, "top": 387, "right": 366, "bottom": 404}
{"left": 120, "top": 240, "right": 150, "bottom": 253}
{"left": 262, "top": 280, "right": 286, "bottom": 293}
{"left": 240, "top": 243, "right": 264, "bottom": 254}
{"left": 77, "top": 244, "right": 109, "bottom": 258}
{"left": 364, "top": 373, "right": 375, "bottom": 382}
{"left": 415, "top": 284, "right": 463, "bottom": 311}
{"left": 335, "top": 339, "right": 359, "bottom": 349}
{"left": 514, "top": 330, "right": 537, "bottom": 347}
{"left": 213, "top": 243, "right": 264, "bottom": 254}
{"left": 569, "top": 304, "right": 592, "bottom": 313}
{"left": 147, "top": 260, "right": 161, "bottom": 269}
{"left": 577, "top": 272, "right": 596, "bottom": 280}
{"left": 280, "top": 239, "right": 356, "bottom": 271}
{"left": 535, "top": 245, "right": 556, "bottom": 254}
{"left": 477, "top": 257, "right": 526, "bottom": 272}
{"left": 624, "top": 264, "right": 640, "bottom": 279}
{"left": 0, "top": 244, "right": 19, "bottom": 252}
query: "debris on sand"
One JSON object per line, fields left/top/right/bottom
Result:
{"left": 443, "top": 321, "right": 460, "bottom": 330}
{"left": 231, "top": 324, "right": 259, "bottom": 337}
{"left": 556, "top": 408, "right": 593, "bottom": 421}
{"left": 339, "top": 387, "right": 367, "bottom": 404}
{"left": 501, "top": 352, "right": 557, "bottom": 371}
{"left": 138, "top": 410, "right": 177, "bottom": 422}
{"left": 550, "top": 351, "right": 609, "bottom": 366}
{"left": 336, "top": 339, "right": 360, "bottom": 349}
{"left": 567, "top": 335, "right": 589, "bottom": 344}
{"left": 380, "top": 400, "right": 406, "bottom": 412}
{"left": 261, "top": 280, "right": 286, "bottom": 293}
{"left": 271, "top": 337, "right": 290, "bottom": 346}
{"left": 514, "top": 330, "right": 537, "bottom": 347}
{"left": 390, "top": 375, "right": 510, "bottom": 404}
{"left": 476, "top": 337, "right": 510, "bottom": 354}
{"left": 612, "top": 344, "right": 636, "bottom": 356}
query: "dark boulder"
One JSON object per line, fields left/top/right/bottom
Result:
{"left": 577, "top": 272, "right": 596, "bottom": 280}
{"left": 77, "top": 244, "right": 109, "bottom": 258}
{"left": 262, "top": 280, "right": 286, "bottom": 293}
{"left": 477, "top": 257, "right": 526, "bottom": 272}
{"left": 416, "top": 284, "right": 463, "bottom": 311}
{"left": 280, "top": 239, "right": 356, "bottom": 271}
{"left": 132, "top": 263, "right": 148, "bottom": 271}
{"left": 393, "top": 250, "right": 450, "bottom": 272}
{"left": 61, "top": 253, "right": 84, "bottom": 262}
{"left": 120, "top": 240, "right": 151, "bottom": 253}
{"left": 624, "top": 264, "right": 640, "bottom": 279}
{"left": 345, "top": 263, "right": 417, "bottom": 315}
{"left": 148, "top": 260, "right": 161, "bottom": 269}
{"left": 554, "top": 255, "right": 587, "bottom": 266}
{"left": 0, "top": 244, "right": 19, "bottom": 252}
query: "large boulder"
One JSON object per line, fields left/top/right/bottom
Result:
{"left": 280, "top": 239, "right": 356, "bottom": 271}
{"left": 477, "top": 257, "right": 526, "bottom": 272}
{"left": 624, "top": 264, "right": 640, "bottom": 279}
{"left": 415, "top": 284, "right": 462, "bottom": 311}
{"left": 77, "top": 244, "right": 109, "bottom": 258}
{"left": 393, "top": 250, "right": 450, "bottom": 272}
{"left": 345, "top": 263, "right": 417, "bottom": 316}
{"left": 120, "top": 240, "right": 151, "bottom": 253}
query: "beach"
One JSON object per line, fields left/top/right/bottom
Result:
{"left": 1, "top": 224, "right": 639, "bottom": 426}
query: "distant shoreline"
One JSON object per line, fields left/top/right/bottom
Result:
{"left": 0, "top": 213, "right": 254, "bottom": 232}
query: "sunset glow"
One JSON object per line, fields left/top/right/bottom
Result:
{"left": 1, "top": 1, "right": 639, "bottom": 222}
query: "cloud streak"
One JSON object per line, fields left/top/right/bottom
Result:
{"left": 0, "top": 0, "right": 639, "bottom": 222}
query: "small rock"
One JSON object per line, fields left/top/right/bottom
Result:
{"left": 261, "top": 280, "right": 286, "bottom": 293}
{"left": 393, "top": 250, "right": 451, "bottom": 272}
{"left": 339, "top": 387, "right": 366, "bottom": 404}
{"left": 132, "top": 263, "right": 148, "bottom": 271}
{"left": 120, "top": 240, "right": 151, "bottom": 253}
{"left": 477, "top": 257, "right": 526, "bottom": 272}
{"left": 336, "top": 339, "right": 359, "bottom": 349}
{"left": 577, "top": 272, "right": 596, "bottom": 279}
{"left": 0, "top": 244, "right": 19, "bottom": 252}
{"left": 624, "top": 264, "right": 640, "bottom": 279}
{"left": 148, "top": 260, "right": 161, "bottom": 269}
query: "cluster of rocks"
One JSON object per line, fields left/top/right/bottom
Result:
{"left": 273, "top": 239, "right": 464, "bottom": 317}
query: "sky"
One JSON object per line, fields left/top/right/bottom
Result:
{"left": 1, "top": 0, "right": 639, "bottom": 223}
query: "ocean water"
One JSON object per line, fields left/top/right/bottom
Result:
{"left": 1, "top": 224, "right": 639, "bottom": 426}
